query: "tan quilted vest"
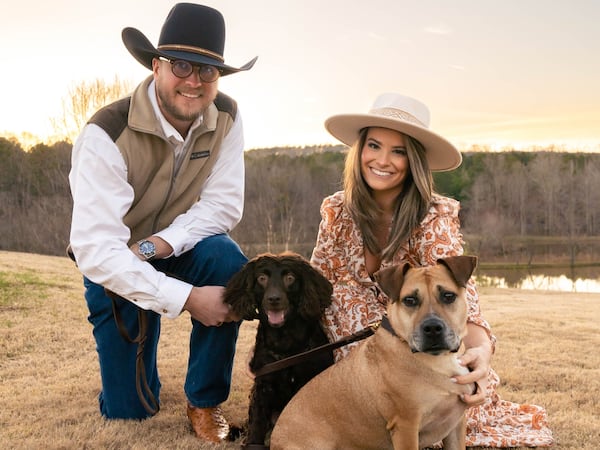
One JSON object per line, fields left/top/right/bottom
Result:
{"left": 88, "top": 76, "right": 237, "bottom": 245}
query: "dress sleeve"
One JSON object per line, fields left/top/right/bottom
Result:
{"left": 310, "top": 194, "right": 345, "bottom": 284}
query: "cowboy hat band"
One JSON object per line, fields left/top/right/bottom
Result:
{"left": 122, "top": 3, "right": 257, "bottom": 76}
{"left": 157, "top": 44, "right": 224, "bottom": 62}
{"left": 325, "top": 93, "right": 462, "bottom": 172}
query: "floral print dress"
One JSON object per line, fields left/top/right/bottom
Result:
{"left": 310, "top": 191, "right": 554, "bottom": 448}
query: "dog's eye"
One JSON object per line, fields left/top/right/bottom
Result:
{"left": 283, "top": 273, "right": 296, "bottom": 286}
{"left": 441, "top": 292, "right": 457, "bottom": 304}
{"left": 257, "top": 274, "right": 268, "bottom": 287}
{"left": 402, "top": 296, "right": 419, "bottom": 308}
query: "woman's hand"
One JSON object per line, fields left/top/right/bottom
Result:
{"left": 453, "top": 345, "right": 491, "bottom": 405}
{"left": 453, "top": 323, "right": 493, "bottom": 406}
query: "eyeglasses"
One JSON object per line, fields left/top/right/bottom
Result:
{"left": 159, "top": 57, "right": 221, "bottom": 83}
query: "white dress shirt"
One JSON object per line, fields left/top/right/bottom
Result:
{"left": 69, "top": 80, "right": 245, "bottom": 318}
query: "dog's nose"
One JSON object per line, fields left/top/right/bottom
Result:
{"left": 421, "top": 317, "right": 445, "bottom": 337}
{"left": 267, "top": 295, "right": 281, "bottom": 305}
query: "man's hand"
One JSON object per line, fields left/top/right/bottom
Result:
{"left": 182, "top": 285, "right": 240, "bottom": 326}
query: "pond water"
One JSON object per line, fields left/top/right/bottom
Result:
{"left": 475, "top": 265, "right": 600, "bottom": 293}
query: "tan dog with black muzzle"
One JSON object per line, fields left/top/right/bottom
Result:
{"left": 270, "top": 255, "right": 478, "bottom": 450}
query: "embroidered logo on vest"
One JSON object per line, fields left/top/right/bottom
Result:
{"left": 190, "top": 150, "right": 210, "bottom": 160}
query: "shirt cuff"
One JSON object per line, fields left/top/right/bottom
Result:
{"left": 154, "top": 227, "right": 188, "bottom": 258}
{"left": 147, "top": 276, "right": 192, "bottom": 319}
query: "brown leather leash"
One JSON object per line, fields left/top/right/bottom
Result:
{"left": 107, "top": 291, "right": 159, "bottom": 415}
{"left": 67, "top": 246, "right": 159, "bottom": 416}
{"left": 253, "top": 320, "right": 381, "bottom": 378}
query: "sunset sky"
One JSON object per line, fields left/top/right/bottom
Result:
{"left": 2, "top": 0, "right": 599, "bottom": 150}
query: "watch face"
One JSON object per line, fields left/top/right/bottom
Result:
{"left": 139, "top": 240, "right": 156, "bottom": 259}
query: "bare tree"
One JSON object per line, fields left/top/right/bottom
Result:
{"left": 529, "top": 153, "right": 565, "bottom": 235}
{"left": 581, "top": 157, "right": 600, "bottom": 235}
{"left": 233, "top": 150, "right": 344, "bottom": 258}
{"left": 51, "top": 76, "right": 133, "bottom": 143}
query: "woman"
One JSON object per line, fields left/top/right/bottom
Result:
{"left": 311, "top": 93, "right": 553, "bottom": 447}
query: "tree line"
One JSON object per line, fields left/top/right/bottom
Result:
{"left": 2, "top": 136, "right": 599, "bottom": 265}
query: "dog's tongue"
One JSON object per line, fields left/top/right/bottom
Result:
{"left": 267, "top": 310, "right": 285, "bottom": 326}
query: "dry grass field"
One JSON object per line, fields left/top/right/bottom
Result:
{"left": 1, "top": 250, "right": 599, "bottom": 449}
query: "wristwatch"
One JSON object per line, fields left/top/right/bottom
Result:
{"left": 137, "top": 239, "right": 156, "bottom": 261}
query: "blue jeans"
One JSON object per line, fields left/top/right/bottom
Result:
{"left": 83, "top": 234, "right": 247, "bottom": 419}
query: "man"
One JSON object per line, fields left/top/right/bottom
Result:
{"left": 68, "top": 3, "right": 257, "bottom": 443}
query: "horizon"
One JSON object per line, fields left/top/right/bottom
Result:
{"left": 4, "top": 131, "right": 599, "bottom": 154}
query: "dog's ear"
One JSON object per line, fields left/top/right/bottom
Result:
{"left": 437, "top": 255, "right": 478, "bottom": 288}
{"left": 223, "top": 260, "right": 260, "bottom": 320}
{"left": 373, "top": 263, "right": 411, "bottom": 302}
{"left": 288, "top": 255, "right": 333, "bottom": 319}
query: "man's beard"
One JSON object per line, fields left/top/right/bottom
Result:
{"left": 157, "top": 89, "right": 205, "bottom": 122}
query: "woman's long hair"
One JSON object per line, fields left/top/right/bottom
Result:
{"left": 343, "top": 128, "right": 434, "bottom": 261}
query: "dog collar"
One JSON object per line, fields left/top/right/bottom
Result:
{"left": 380, "top": 315, "right": 399, "bottom": 338}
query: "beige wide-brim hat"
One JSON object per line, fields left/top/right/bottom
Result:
{"left": 325, "top": 93, "right": 462, "bottom": 171}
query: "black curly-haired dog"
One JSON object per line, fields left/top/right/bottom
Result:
{"left": 224, "top": 252, "right": 334, "bottom": 448}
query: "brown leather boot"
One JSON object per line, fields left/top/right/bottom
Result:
{"left": 186, "top": 403, "right": 230, "bottom": 443}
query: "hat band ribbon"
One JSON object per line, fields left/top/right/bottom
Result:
{"left": 158, "top": 45, "right": 225, "bottom": 62}
{"left": 369, "top": 108, "right": 426, "bottom": 128}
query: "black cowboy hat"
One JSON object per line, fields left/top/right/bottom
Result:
{"left": 122, "top": 3, "right": 257, "bottom": 76}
